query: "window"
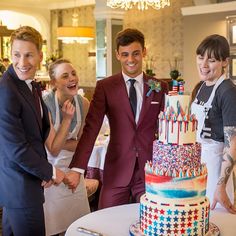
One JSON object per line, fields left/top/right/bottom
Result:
{"left": 227, "top": 15, "right": 236, "bottom": 80}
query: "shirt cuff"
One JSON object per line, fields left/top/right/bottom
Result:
{"left": 52, "top": 166, "right": 56, "bottom": 180}
{"left": 71, "top": 167, "right": 85, "bottom": 175}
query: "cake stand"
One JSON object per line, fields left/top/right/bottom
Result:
{"left": 129, "top": 221, "right": 220, "bottom": 236}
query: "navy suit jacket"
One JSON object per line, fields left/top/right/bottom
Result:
{"left": 0, "top": 65, "right": 52, "bottom": 208}
{"left": 70, "top": 72, "right": 168, "bottom": 187}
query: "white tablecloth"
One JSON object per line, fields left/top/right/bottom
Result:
{"left": 87, "top": 116, "right": 109, "bottom": 170}
{"left": 87, "top": 135, "right": 108, "bottom": 170}
{"left": 65, "top": 203, "right": 236, "bottom": 236}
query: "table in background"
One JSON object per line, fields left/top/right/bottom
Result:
{"left": 86, "top": 116, "right": 109, "bottom": 183}
{"left": 86, "top": 141, "right": 107, "bottom": 183}
{"left": 65, "top": 203, "right": 236, "bottom": 236}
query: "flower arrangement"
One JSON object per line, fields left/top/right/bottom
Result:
{"left": 146, "top": 79, "right": 161, "bottom": 97}
{"left": 46, "top": 53, "right": 59, "bottom": 65}
{"left": 145, "top": 56, "right": 156, "bottom": 76}
{"left": 45, "top": 51, "right": 60, "bottom": 70}
{"left": 169, "top": 53, "right": 181, "bottom": 80}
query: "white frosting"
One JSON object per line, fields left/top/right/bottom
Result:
{"left": 158, "top": 94, "right": 197, "bottom": 145}
{"left": 165, "top": 94, "right": 190, "bottom": 112}
{"left": 159, "top": 118, "right": 197, "bottom": 145}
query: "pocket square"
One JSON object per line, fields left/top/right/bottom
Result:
{"left": 151, "top": 101, "right": 159, "bottom": 104}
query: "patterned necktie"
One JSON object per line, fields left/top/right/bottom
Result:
{"left": 129, "top": 79, "right": 137, "bottom": 118}
{"left": 31, "top": 81, "right": 42, "bottom": 123}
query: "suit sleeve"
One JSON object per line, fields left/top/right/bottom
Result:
{"left": 69, "top": 80, "right": 106, "bottom": 169}
{"left": 0, "top": 84, "right": 52, "bottom": 181}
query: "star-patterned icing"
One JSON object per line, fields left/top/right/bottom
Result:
{"left": 139, "top": 195, "right": 210, "bottom": 236}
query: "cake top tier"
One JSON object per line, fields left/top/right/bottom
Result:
{"left": 158, "top": 94, "right": 197, "bottom": 145}
{"left": 165, "top": 94, "right": 190, "bottom": 115}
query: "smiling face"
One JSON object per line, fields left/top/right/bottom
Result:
{"left": 196, "top": 51, "right": 228, "bottom": 85}
{"left": 11, "top": 39, "right": 43, "bottom": 81}
{"left": 116, "top": 41, "right": 146, "bottom": 78}
{"left": 195, "top": 34, "right": 230, "bottom": 86}
{"left": 52, "top": 62, "right": 79, "bottom": 99}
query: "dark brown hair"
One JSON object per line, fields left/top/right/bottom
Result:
{"left": 10, "top": 26, "right": 43, "bottom": 51}
{"left": 191, "top": 81, "right": 204, "bottom": 104}
{"left": 196, "top": 34, "right": 229, "bottom": 61}
{"left": 116, "top": 28, "right": 145, "bottom": 51}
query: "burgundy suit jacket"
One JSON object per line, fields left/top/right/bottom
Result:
{"left": 70, "top": 72, "right": 168, "bottom": 187}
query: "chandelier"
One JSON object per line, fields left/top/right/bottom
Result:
{"left": 57, "top": 10, "right": 94, "bottom": 44}
{"left": 107, "top": 0, "right": 170, "bottom": 10}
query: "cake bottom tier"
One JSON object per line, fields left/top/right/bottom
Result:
{"left": 140, "top": 194, "right": 210, "bottom": 236}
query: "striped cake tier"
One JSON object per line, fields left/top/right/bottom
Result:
{"left": 145, "top": 170, "right": 207, "bottom": 201}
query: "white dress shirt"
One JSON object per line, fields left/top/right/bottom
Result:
{"left": 122, "top": 71, "right": 144, "bottom": 124}
{"left": 26, "top": 79, "right": 57, "bottom": 180}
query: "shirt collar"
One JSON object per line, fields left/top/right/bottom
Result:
{"left": 25, "top": 79, "right": 33, "bottom": 85}
{"left": 122, "top": 71, "right": 143, "bottom": 84}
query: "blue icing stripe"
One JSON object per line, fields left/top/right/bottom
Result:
{"left": 146, "top": 184, "right": 206, "bottom": 198}
{"left": 146, "top": 185, "right": 158, "bottom": 195}
{"left": 174, "top": 176, "right": 194, "bottom": 181}
{"left": 159, "top": 189, "right": 198, "bottom": 198}
{"left": 200, "top": 190, "right": 206, "bottom": 196}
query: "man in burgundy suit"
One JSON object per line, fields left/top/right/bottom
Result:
{"left": 66, "top": 28, "right": 168, "bottom": 209}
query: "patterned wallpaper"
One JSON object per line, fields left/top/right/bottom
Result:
{"left": 51, "top": 6, "right": 96, "bottom": 87}
{"left": 50, "top": 0, "right": 194, "bottom": 87}
{"left": 123, "top": 0, "right": 194, "bottom": 79}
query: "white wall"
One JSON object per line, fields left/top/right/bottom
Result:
{"left": 183, "top": 10, "right": 236, "bottom": 93}
{"left": 0, "top": 8, "right": 50, "bottom": 51}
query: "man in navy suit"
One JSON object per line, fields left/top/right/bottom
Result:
{"left": 0, "top": 26, "right": 65, "bottom": 236}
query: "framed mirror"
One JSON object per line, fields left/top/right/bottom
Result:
{"left": 229, "top": 22, "right": 236, "bottom": 46}
{"left": 229, "top": 54, "right": 236, "bottom": 80}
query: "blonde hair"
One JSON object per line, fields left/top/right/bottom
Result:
{"left": 48, "top": 58, "right": 72, "bottom": 81}
{"left": 10, "top": 26, "right": 43, "bottom": 51}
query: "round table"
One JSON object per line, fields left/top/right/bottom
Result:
{"left": 65, "top": 203, "right": 236, "bottom": 236}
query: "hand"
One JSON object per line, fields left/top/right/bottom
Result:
{"left": 211, "top": 184, "right": 236, "bottom": 214}
{"left": 41, "top": 179, "right": 53, "bottom": 188}
{"left": 53, "top": 168, "right": 65, "bottom": 185}
{"left": 64, "top": 171, "right": 81, "bottom": 193}
{"left": 61, "top": 100, "right": 75, "bottom": 121}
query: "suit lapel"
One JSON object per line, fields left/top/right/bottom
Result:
{"left": 137, "top": 75, "right": 153, "bottom": 127}
{"left": 10, "top": 67, "right": 43, "bottom": 131}
{"left": 112, "top": 73, "right": 135, "bottom": 122}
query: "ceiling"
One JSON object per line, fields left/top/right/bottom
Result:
{"left": 0, "top": 0, "right": 95, "bottom": 9}
{"left": 0, "top": 0, "right": 75, "bottom": 4}
{"left": 0, "top": 0, "right": 235, "bottom": 9}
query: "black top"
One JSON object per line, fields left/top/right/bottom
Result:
{"left": 196, "top": 79, "right": 236, "bottom": 142}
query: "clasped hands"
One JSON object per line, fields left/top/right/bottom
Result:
{"left": 42, "top": 168, "right": 81, "bottom": 193}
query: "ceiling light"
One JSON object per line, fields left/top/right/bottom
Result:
{"left": 107, "top": 0, "right": 170, "bottom": 11}
{"left": 57, "top": 11, "right": 94, "bottom": 44}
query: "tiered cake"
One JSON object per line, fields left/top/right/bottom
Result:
{"left": 133, "top": 93, "right": 212, "bottom": 236}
